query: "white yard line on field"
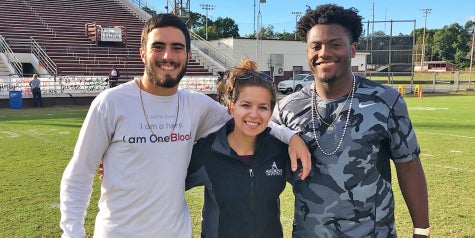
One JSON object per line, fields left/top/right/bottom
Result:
{"left": 417, "top": 131, "right": 475, "bottom": 139}
{"left": 0, "top": 123, "right": 73, "bottom": 149}
{"left": 427, "top": 164, "right": 475, "bottom": 173}
{"left": 421, "top": 154, "right": 475, "bottom": 173}
{"left": 408, "top": 107, "right": 449, "bottom": 110}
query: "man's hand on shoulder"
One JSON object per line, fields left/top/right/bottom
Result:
{"left": 288, "top": 134, "right": 311, "bottom": 180}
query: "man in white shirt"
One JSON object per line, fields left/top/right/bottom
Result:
{"left": 108, "top": 66, "right": 120, "bottom": 88}
{"left": 29, "top": 74, "right": 43, "bottom": 107}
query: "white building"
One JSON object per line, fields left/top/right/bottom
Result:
{"left": 207, "top": 37, "right": 368, "bottom": 81}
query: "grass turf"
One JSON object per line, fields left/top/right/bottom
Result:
{"left": 1, "top": 92, "right": 474, "bottom": 237}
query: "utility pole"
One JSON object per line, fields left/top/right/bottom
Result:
{"left": 420, "top": 8, "right": 431, "bottom": 71}
{"left": 469, "top": 26, "right": 474, "bottom": 90}
{"left": 200, "top": 4, "right": 215, "bottom": 40}
{"left": 291, "top": 11, "right": 302, "bottom": 40}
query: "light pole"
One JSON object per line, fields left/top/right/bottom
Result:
{"left": 253, "top": 0, "right": 256, "bottom": 36}
{"left": 292, "top": 11, "right": 302, "bottom": 40}
{"left": 255, "top": 0, "right": 266, "bottom": 65}
{"left": 420, "top": 8, "right": 431, "bottom": 71}
{"left": 469, "top": 26, "right": 474, "bottom": 90}
{"left": 200, "top": 4, "right": 215, "bottom": 40}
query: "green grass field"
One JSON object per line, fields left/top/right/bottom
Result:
{"left": 1, "top": 92, "right": 474, "bottom": 237}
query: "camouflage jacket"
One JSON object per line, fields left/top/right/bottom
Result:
{"left": 272, "top": 76, "right": 420, "bottom": 237}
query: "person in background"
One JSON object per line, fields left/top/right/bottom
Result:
{"left": 29, "top": 74, "right": 43, "bottom": 107}
{"left": 108, "top": 65, "right": 120, "bottom": 88}
{"left": 186, "top": 59, "right": 292, "bottom": 238}
{"left": 272, "top": 4, "right": 430, "bottom": 237}
{"left": 60, "top": 13, "right": 310, "bottom": 238}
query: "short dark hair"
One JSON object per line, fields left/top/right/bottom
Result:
{"left": 297, "top": 4, "right": 363, "bottom": 43}
{"left": 141, "top": 14, "right": 191, "bottom": 52}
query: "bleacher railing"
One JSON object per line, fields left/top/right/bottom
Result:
{"left": 190, "top": 31, "right": 238, "bottom": 69}
{"left": 130, "top": 0, "right": 147, "bottom": 8}
{"left": 31, "top": 37, "right": 57, "bottom": 76}
{"left": 0, "top": 35, "right": 23, "bottom": 77}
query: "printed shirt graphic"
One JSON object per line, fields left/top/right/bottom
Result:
{"left": 272, "top": 76, "right": 420, "bottom": 237}
{"left": 266, "top": 161, "right": 283, "bottom": 176}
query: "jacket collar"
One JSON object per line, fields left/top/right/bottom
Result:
{"left": 211, "top": 119, "right": 272, "bottom": 157}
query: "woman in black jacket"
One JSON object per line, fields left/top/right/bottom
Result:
{"left": 186, "top": 59, "right": 294, "bottom": 238}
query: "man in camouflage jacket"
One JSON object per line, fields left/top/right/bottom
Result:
{"left": 272, "top": 4, "right": 430, "bottom": 237}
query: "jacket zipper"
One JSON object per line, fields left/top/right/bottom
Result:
{"left": 249, "top": 166, "right": 255, "bottom": 238}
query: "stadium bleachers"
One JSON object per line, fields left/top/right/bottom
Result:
{"left": 0, "top": 0, "right": 213, "bottom": 80}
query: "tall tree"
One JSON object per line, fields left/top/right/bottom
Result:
{"left": 214, "top": 17, "right": 240, "bottom": 38}
{"left": 275, "top": 31, "right": 297, "bottom": 41}
{"left": 188, "top": 11, "right": 206, "bottom": 30}
{"left": 192, "top": 16, "right": 239, "bottom": 40}
{"left": 432, "top": 23, "right": 470, "bottom": 68}
{"left": 256, "top": 25, "right": 277, "bottom": 39}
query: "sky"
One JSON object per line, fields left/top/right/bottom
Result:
{"left": 150, "top": 0, "right": 475, "bottom": 36}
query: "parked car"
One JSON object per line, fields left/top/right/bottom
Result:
{"left": 277, "top": 73, "right": 314, "bottom": 94}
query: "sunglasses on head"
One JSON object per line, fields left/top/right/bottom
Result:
{"left": 233, "top": 72, "right": 274, "bottom": 88}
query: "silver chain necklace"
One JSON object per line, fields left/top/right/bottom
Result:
{"left": 313, "top": 86, "right": 351, "bottom": 131}
{"left": 139, "top": 79, "right": 180, "bottom": 137}
{"left": 311, "top": 74, "right": 356, "bottom": 156}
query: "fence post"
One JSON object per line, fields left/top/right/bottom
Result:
{"left": 454, "top": 71, "right": 460, "bottom": 91}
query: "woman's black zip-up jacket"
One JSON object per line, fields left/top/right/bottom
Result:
{"left": 186, "top": 119, "right": 291, "bottom": 238}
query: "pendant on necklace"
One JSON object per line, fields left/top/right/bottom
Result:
{"left": 327, "top": 125, "right": 334, "bottom": 131}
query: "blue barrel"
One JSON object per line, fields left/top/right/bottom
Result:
{"left": 9, "top": 91, "right": 23, "bottom": 109}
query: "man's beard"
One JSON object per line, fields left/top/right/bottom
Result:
{"left": 310, "top": 56, "right": 345, "bottom": 84}
{"left": 145, "top": 59, "right": 188, "bottom": 88}
{"left": 318, "top": 74, "right": 337, "bottom": 84}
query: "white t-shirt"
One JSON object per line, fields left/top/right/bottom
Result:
{"left": 60, "top": 81, "right": 230, "bottom": 238}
